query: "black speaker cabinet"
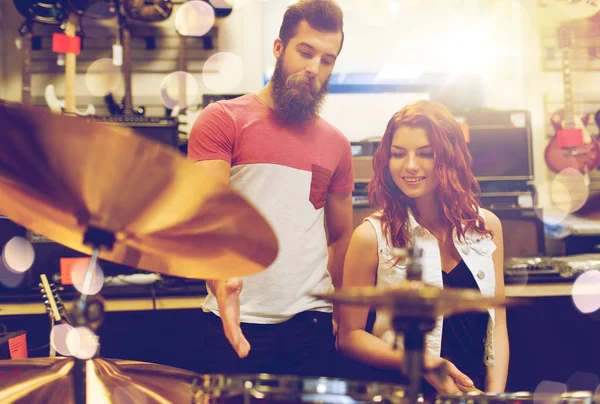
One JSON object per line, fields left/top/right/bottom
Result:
{"left": 491, "top": 207, "right": 545, "bottom": 258}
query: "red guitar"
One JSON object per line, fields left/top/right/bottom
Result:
{"left": 544, "top": 26, "right": 600, "bottom": 176}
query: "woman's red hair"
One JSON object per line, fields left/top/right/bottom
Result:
{"left": 368, "top": 100, "right": 491, "bottom": 247}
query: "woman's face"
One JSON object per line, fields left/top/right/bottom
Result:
{"left": 388, "top": 125, "right": 438, "bottom": 200}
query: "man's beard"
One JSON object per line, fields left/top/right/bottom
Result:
{"left": 270, "top": 57, "right": 329, "bottom": 126}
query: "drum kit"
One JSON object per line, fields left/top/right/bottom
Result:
{"left": 0, "top": 102, "right": 597, "bottom": 403}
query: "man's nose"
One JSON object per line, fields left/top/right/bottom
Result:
{"left": 305, "top": 57, "right": 320, "bottom": 76}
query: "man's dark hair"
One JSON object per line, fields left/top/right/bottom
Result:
{"left": 278, "top": 0, "right": 344, "bottom": 54}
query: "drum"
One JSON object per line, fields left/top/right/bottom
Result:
{"left": 435, "top": 390, "right": 594, "bottom": 404}
{"left": 191, "top": 373, "right": 414, "bottom": 403}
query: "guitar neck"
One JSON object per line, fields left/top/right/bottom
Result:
{"left": 64, "top": 15, "right": 79, "bottom": 114}
{"left": 22, "top": 30, "right": 32, "bottom": 106}
{"left": 562, "top": 47, "right": 575, "bottom": 128}
{"left": 177, "top": 35, "right": 188, "bottom": 110}
{"left": 121, "top": 17, "right": 134, "bottom": 116}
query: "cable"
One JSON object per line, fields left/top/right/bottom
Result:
{"left": 151, "top": 284, "right": 157, "bottom": 311}
{"left": 29, "top": 343, "right": 50, "bottom": 352}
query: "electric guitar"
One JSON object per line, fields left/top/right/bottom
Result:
{"left": 161, "top": 32, "right": 201, "bottom": 142}
{"left": 104, "top": 0, "right": 172, "bottom": 116}
{"left": 44, "top": 11, "right": 96, "bottom": 116}
{"left": 15, "top": 1, "right": 63, "bottom": 107}
{"left": 544, "top": 26, "right": 600, "bottom": 178}
{"left": 161, "top": 0, "right": 231, "bottom": 138}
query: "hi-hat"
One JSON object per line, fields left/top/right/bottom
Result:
{"left": 0, "top": 357, "right": 201, "bottom": 403}
{"left": 314, "top": 280, "right": 522, "bottom": 318}
{"left": 0, "top": 102, "right": 278, "bottom": 280}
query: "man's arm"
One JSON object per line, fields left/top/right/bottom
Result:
{"left": 324, "top": 192, "right": 353, "bottom": 289}
{"left": 188, "top": 103, "right": 249, "bottom": 357}
{"left": 194, "top": 160, "right": 231, "bottom": 184}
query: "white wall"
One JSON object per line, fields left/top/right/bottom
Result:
{"left": 261, "top": 0, "right": 530, "bottom": 140}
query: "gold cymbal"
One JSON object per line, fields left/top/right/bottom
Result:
{"left": 0, "top": 357, "right": 201, "bottom": 403}
{"left": 314, "top": 280, "right": 523, "bottom": 318}
{"left": 0, "top": 102, "right": 278, "bottom": 280}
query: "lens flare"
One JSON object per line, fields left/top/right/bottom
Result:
{"left": 67, "top": 326, "right": 99, "bottom": 360}
{"left": 50, "top": 324, "right": 75, "bottom": 356}
{"left": 160, "top": 71, "right": 199, "bottom": 110}
{"left": 202, "top": 52, "right": 244, "bottom": 92}
{"left": 533, "top": 381, "right": 567, "bottom": 404}
{"left": 71, "top": 259, "right": 105, "bottom": 296}
{"left": 85, "top": 58, "right": 121, "bottom": 96}
{"left": 572, "top": 270, "right": 600, "bottom": 314}
{"left": 2, "top": 236, "right": 35, "bottom": 273}
{"left": 176, "top": 1, "right": 215, "bottom": 37}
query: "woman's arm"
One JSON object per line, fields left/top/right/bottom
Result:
{"left": 337, "top": 221, "right": 405, "bottom": 370}
{"left": 337, "top": 222, "right": 472, "bottom": 393}
{"left": 482, "top": 209, "right": 509, "bottom": 393}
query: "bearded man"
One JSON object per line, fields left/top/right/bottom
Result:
{"left": 185, "top": 0, "right": 354, "bottom": 377}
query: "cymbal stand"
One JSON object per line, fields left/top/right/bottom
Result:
{"left": 391, "top": 245, "right": 434, "bottom": 403}
{"left": 71, "top": 227, "right": 114, "bottom": 404}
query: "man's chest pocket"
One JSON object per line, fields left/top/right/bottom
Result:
{"left": 309, "top": 164, "right": 332, "bottom": 210}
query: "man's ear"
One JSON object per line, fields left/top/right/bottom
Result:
{"left": 273, "top": 38, "right": 283, "bottom": 59}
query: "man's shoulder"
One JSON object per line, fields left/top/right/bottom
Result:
{"left": 205, "top": 94, "right": 258, "bottom": 115}
{"left": 315, "top": 116, "right": 350, "bottom": 146}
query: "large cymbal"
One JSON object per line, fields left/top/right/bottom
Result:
{"left": 0, "top": 102, "right": 278, "bottom": 280}
{"left": 0, "top": 357, "right": 202, "bottom": 403}
{"left": 314, "top": 281, "right": 523, "bottom": 318}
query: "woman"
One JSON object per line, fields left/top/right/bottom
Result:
{"left": 337, "top": 100, "right": 509, "bottom": 394}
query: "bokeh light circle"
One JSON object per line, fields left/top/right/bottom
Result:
{"left": 176, "top": 1, "right": 215, "bottom": 37}
{"left": 202, "top": 52, "right": 244, "bottom": 92}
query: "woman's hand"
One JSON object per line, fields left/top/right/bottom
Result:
{"left": 423, "top": 355, "right": 475, "bottom": 394}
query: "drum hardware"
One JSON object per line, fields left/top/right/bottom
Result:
{"left": 0, "top": 357, "right": 201, "bottom": 403}
{"left": 434, "top": 390, "right": 594, "bottom": 403}
{"left": 191, "top": 373, "right": 412, "bottom": 403}
{"left": 315, "top": 242, "right": 523, "bottom": 403}
{"left": 0, "top": 101, "right": 278, "bottom": 403}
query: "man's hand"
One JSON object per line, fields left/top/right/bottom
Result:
{"left": 423, "top": 355, "right": 474, "bottom": 394}
{"left": 212, "top": 278, "right": 250, "bottom": 358}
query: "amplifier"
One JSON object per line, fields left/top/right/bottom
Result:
{"left": 88, "top": 116, "right": 179, "bottom": 148}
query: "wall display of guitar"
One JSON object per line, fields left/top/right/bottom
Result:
{"left": 104, "top": 0, "right": 173, "bottom": 116}
{"left": 161, "top": 1, "right": 232, "bottom": 140}
{"left": 44, "top": 6, "right": 96, "bottom": 116}
{"left": 14, "top": 1, "right": 65, "bottom": 107}
{"left": 161, "top": 32, "right": 201, "bottom": 142}
{"left": 544, "top": 26, "right": 600, "bottom": 179}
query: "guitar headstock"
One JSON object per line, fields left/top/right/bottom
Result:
{"left": 18, "top": 20, "right": 33, "bottom": 37}
{"left": 557, "top": 25, "right": 573, "bottom": 51}
{"left": 39, "top": 274, "right": 72, "bottom": 326}
{"left": 13, "top": 0, "right": 65, "bottom": 25}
